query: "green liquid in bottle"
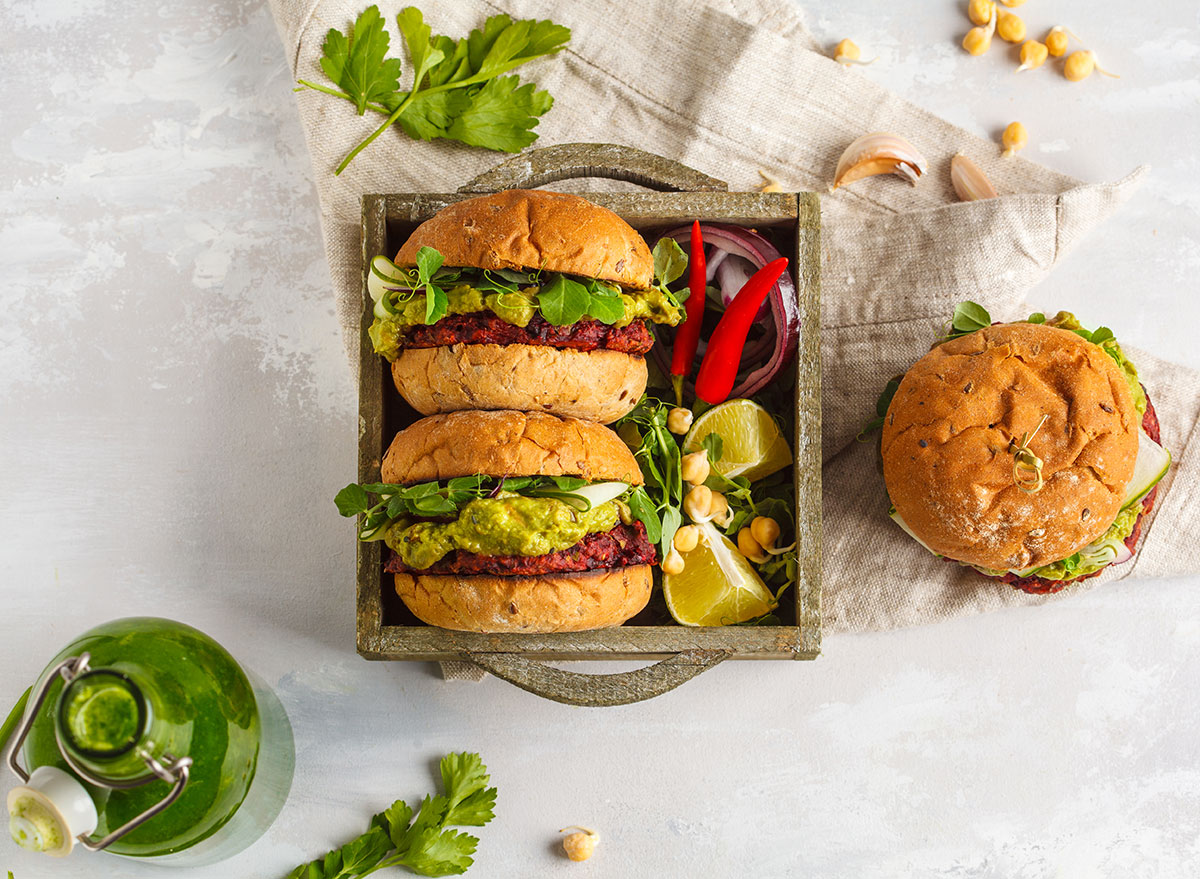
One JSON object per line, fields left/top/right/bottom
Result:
{"left": 18, "top": 617, "right": 293, "bottom": 865}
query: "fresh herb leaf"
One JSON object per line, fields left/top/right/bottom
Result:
{"left": 949, "top": 301, "right": 991, "bottom": 337}
{"left": 285, "top": 753, "right": 496, "bottom": 879}
{"left": 335, "top": 484, "right": 372, "bottom": 517}
{"left": 700, "top": 432, "right": 723, "bottom": 463}
{"left": 615, "top": 395, "right": 686, "bottom": 556}
{"left": 627, "top": 487, "right": 662, "bottom": 543}
{"left": 585, "top": 289, "right": 626, "bottom": 324}
{"left": 1090, "top": 326, "right": 1114, "bottom": 345}
{"left": 537, "top": 275, "right": 590, "bottom": 325}
{"left": 316, "top": 5, "right": 404, "bottom": 115}
{"left": 298, "top": 7, "right": 570, "bottom": 173}
{"left": 653, "top": 238, "right": 688, "bottom": 287}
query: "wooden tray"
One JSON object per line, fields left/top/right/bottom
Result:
{"left": 355, "top": 144, "right": 822, "bottom": 706}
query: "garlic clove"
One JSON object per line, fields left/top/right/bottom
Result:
{"left": 950, "top": 153, "right": 999, "bottom": 201}
{"left": 832, "top": 133, "right": 928, "bottom": 191}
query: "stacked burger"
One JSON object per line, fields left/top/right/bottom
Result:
{"left": 338, "top": 190, "right": 685, "bottom": 632}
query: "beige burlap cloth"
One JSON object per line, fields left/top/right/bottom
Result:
{"left": 269, "top": 0, "right": 1200, "bottom": 655}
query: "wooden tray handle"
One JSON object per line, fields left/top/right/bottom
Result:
{"left": 457, "top": 143, "right": 728, "bottom": 194}
{"left": 465, "top": 649, "right": 729, "bottom": 707}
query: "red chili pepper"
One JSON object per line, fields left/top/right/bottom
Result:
{"left": 694, "top": 257, "right": 789, "bottom": 405}
{"left": 670, "top": 220, "right": 707, "bottom": 405}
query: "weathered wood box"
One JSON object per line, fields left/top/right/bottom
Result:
{"left": 355, "top": 144, "right": 822, "bottom": 706}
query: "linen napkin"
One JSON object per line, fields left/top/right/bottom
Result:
{"left": 268, "top": 0, "right": 1200, "bottom": 644}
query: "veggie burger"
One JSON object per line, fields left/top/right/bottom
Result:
{"left": 367, "top": 189, "right": 684, "bottom": 424}
{"left": 340, "top": 410, "right": 656, "bottom": 633}
{"left": 880, "top": 309, "right": 1170, "bottom": 593}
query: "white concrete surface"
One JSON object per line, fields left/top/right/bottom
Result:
{"left": 1, "top": 1, "right": 1198, "bottom": 877}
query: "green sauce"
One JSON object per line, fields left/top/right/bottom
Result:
{"left": 22, "top": 618, "right": 282, "bottom": 859}
{"left": 61, "top": 673, "right": 141, "bottom": 754}
{"left": 385, "top": 496, "right": 618, "bottom": 569}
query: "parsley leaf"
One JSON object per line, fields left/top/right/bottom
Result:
{"left": 317, "top": 6, "right": 404, "bottom": 115}
{"left": 298, "top": 7, "right": 570, "bottom": 173}
{"left": 285, "top": 753, "right": 497, "bottom": 879}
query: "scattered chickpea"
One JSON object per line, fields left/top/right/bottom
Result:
{"left": 996, "top": 10, "right": 1025, "bottom": 43}
{"left": 682, "top": 485, "right": 713, "bottom": 522}
{"left": 667, "top": 407, "right": 693, "bottom": 435}
{"left": 967, "top": 0, "right": 995, "bottom": 27}
{"left": 560, "top": 827, "right": 600, "bottom": 862}
{"left": 832, "top": 38, "right": 874, "bottom": 67}
{"left": 661, "top": 548, "right": 685, "bottom": 575}
{"left": 680, "top": 450, "right": 710, "bottom": 485}
{"left": 737, "top": 527, "right": 767, "bottom": 563}
{"left": 1063, "top": 50, "right": 1118, "bottom": 82}
{"left": 1016, "top": 40, "right": 1048, "bottom": 72}
{"left": 749, "top": 516, "right": 781, "bottom": 551}
{"left": 1044, "top": 26, "right": 1069, "bottom": 58}
{"left": 998, "top": 0, "right": 1025, "bottom": 6}
{"left": 963, "top": 25, "right": 993, "bottom": 56}
{"left": 1001, "top": 121, "right": 1028, "bottom": 157}
{"left": 673, "top": 524, "right": 700, "bottom": 553}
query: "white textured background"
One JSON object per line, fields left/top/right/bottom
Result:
{"left": 2, "top": 1, "right": 1199, "bottom": 877}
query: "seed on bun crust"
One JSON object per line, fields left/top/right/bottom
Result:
{"left": 883, "top": 323, "right": 1139, "bottom": 573}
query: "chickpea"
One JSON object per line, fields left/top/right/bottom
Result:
{"left": 962, "top": 26, "right": 992, "bottom": 56}
{"left": 682, "top": 485, "right": 713, "bottom": 522}
{"left": 1063, "top": 50, "right": 1117, "bottom": 83}
{"left": 996, "top": 10, "right": 1025, "bottom": 43}
{"left": 1001, "top": 121, "right": 1028, "bottom": 157}
{"left": 666, "top": 407, "right": 693, "bottom": 435}
{"left": 673, "top": 524, "right": 700, "bottom": 553}
{"left": 967, "top": 0, "right": 994, "bottom": 27}
{"left": 680, "top": 450, "right": 710, "bottom": 486}
{"left": 661, "top": 548, "right": 685, "bottom": 575}
{"left": 750, "top": 516, "right": 781, "bottom": 550}
{"left": 738, "top": 527, "right": 767, "bottom": 563}
{"left": 1016, "top": 40, "right": 1047, "bottom": 72}
{"left": 1044, "top": 26, "right": 1069, "bottom": 58}
{"left": 711, "top": 489, "right": 730, "bottom": 516}
{"left": 560, "top": 827, "right": 600, "bottom": 862}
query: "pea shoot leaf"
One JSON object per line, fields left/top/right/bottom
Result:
{"left": 537, "top": 275, "right": 591, "bottom": 325}
{"left": 950, "top": 301, "right": 991, "bottom": 335}
{"left": 334, "top": 484, "right": 371, "bottom": 517}
{"left": 700, "top": 432, "right": 723, "bottom": 463}
{"left": 653, "top": 238, "right": 688, "bottom": 287}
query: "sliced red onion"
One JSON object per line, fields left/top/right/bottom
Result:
{"left": 1110, "top": 541, "right": 1134, "bottom": 566}
{"left": 715, "top": 255, "right": 768, "bottom": 323}
{"left": 657, "top": 223, "right": 800, "bottom": 399}
{"left": 705, "top": 248, "right": 729, "bottom": 282}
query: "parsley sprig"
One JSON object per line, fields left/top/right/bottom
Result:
{"left": 297, "top": 6, "right": 570, "bottom": 174}
{"left": 286, "top": 752, "right": 497, "bottom": 879}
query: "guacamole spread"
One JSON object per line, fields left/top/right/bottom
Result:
{"left": 369, "top": 284, "right": 682, "bottom": 361}
{"left": 384, "top": 495, "right": 619, "bottom": 569}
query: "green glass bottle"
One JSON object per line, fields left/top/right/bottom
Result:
{"left": 2, "top": 617, "right": 293, "bottom": 866}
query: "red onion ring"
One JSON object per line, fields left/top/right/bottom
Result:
{"left": 655, "top": 224, "right": 800, "bottom": 399}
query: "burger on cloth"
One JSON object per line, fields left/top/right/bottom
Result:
{"left": 879, "top": 306, "right": 1170, "bottom": 594}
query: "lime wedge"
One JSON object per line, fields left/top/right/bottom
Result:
{"left": 684, "top": 398, "right": 792, "bottom": 482}
{"left": 663, "top": 523, "right": 777, "bottom": 626}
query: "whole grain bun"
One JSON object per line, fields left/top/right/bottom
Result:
{"left": 381, "top": 410, "right": 644, "bottom": 486}
{"left": 882, "top": 322, "right": 1139, "bottom": 572}
{"left": 394, "top": 566, "right": 652, "bottom": 633}
{"left": 392, "top": 344, "right": 646, "bottom": 424}
{"left": 394, "top": 189, "right": 654, "bottom": 290}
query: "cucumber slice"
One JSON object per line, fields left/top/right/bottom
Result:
{"left": 1123, "top": 429, "right": 1171, "bottom": 510}
{"left": 558, "top": 481, "right": 630, "bottom": 512}
{"left": 888, "top": 507, "right": 939, "bottom": 556}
